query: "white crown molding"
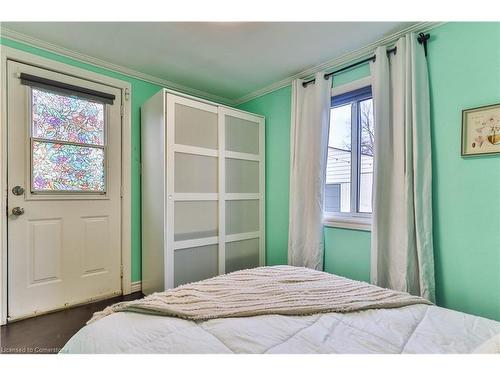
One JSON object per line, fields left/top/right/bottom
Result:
{"left": 234, "top": 22, "right": 446, "bottom": 106}
{"left": 1, "top": 22, "right": 446, "bottom": 108}
{"left": 0, "top": 26, "right": 236, "bottom": 106}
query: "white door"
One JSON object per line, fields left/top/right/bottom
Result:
{"left": 220, "top": 107, "right": 265, "bottom": 274}
{"left": 7, "top": 61, "right": 122, "bottom": 321}
{"left": 166, "top": 94, "right": 220, "bottom": 288}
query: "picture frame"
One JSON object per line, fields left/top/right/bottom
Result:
{"left": 461, "top": 103, "right": 500, "bottom": 156}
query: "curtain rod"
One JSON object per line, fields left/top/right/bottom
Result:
{"left": 302, "top": 32, "right": 430, "bottom": 88}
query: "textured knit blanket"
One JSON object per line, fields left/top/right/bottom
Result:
{"left": 87, "top": 266, "right": 431, "bottom": 324}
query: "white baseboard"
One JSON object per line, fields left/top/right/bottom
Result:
{"left": 130, "top": 281, "right": 142, "bottom": 293}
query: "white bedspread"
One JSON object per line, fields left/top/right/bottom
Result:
{"left": 60, "top": 303, "right": 500, "bottom": 354}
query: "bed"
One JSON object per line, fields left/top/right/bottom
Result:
{"left": 60, "top": 266, "right": 500, "bottom": 354}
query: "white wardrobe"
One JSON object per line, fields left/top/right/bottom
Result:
{"left": 141, "top": 90, "right": 265, "bottom": 294}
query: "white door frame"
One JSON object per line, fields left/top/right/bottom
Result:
{"left": 0, "top": 46, "right": 133, "bottom": 325}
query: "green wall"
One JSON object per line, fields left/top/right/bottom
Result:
{"left": 0, "top": 37, "right": 162, "bottom": 282}
{"left": 332, "top": 63, "right": 370, "bottom": 87}
{"left": 324, "top": 228, "right": 371, "bottom": 282}
{"left": 238, "top": 22, "right": 500, "bottom": 321}
{"left": 427, "top": 22, "right": 500, "bottom": 321}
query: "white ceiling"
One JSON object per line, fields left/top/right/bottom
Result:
{"left": 2, "top": 22, "right": 413, "bottom": 102}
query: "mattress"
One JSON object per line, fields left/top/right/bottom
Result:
{"left": 60, "top": 303, "right": 500, "bottom": 354}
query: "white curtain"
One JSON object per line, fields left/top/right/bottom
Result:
{"left": 370, "top": 33, "right": 435, "bottom": 302}
{"left": 288, "top": 72, "right": 332, "bottom": 270}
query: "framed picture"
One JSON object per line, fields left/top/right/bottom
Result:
{"left": 462, "top": 103, "right": 500, "bottom": 156}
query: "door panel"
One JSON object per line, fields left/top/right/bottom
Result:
{"left": 220, "top": 107, "right": 265, "bottom": 274}
{"left": 28, "top": 219, "right": 63, "bottom": 284}
{"left": 225, "top": 115, "right": 260, "bottom": 154}
{"left": 225, "top": 238, "right": 260, "bottom": 273}
{"left": 7, "top": 61, "right": 122, "bottom": 320}
{"left": 81, "top": 216, "right": 110, "bottom": 276}
{"left": 225, "top": 158, "right": 259, "bottom": 193}
{"left": 225, "top": 200, "right": 259, "bottom": 235}
{"left": 174, "top": 153, "right": 218, "bottom": 193}
{"left": 166, "top": 94, "right": 221, "bottom": 288}
{"left": 174, "top": 245, "right": 218, "bottom": 287}
{"left": 174, "top": 201, "right": 218, "bottom": 241}
{"left": 174, "top": 103, "right": 218, "bottom": 149}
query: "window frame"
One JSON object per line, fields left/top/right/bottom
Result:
{"left": 323, "top": 76, "right": 373, "bottom": 231}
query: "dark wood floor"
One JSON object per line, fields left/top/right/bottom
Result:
{"left": 0, "top": 292, "right": 143, "bottom": 354}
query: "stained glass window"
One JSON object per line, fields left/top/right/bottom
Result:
{"left": 30, "top": 88, "right": 106, "bottom": 193}
{"left": 32, "top": 88, "right": 104, "bottom": 145}
{"left": 32, "top": 142, "right": 105, "bottom": 191}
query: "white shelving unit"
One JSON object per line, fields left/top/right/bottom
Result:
{"left": 141, "top": 90, "right": 265, "bottom": 294}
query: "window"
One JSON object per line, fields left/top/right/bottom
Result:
{"left": 324, "top": 85, "right": 374, "bottom": 228}
{"left": 30, "top": 87, "right": 106, "bottom": 193}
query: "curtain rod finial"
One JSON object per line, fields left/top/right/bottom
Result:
{"left": 417, "top": 32, "right": 430, "bottom": 57}
{"left": 417, "top": 32, "right": 430, "bottom": 44}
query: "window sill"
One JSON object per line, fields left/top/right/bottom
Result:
{"left": 323, "top": 214, "right": 372, "bottom": 232}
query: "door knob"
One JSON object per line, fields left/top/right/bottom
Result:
{"left": 11, "top": 207, "right": 24, "bottom": 216}
{"left": 12, "top": 186, "right": 25, "bottom": 196}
